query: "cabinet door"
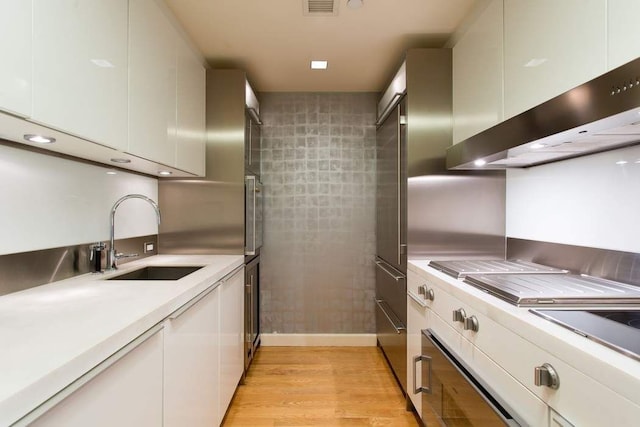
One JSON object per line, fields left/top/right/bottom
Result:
{"left": 32, "top": 0, "right": 128, "bottom": 150}
{"left": 503, "top": 0, "right": 606, "bottom": 119}
{"left": 219, "top": 267, "right": 245, "bottom": 418}
{"left": 164, "top": 284, "right": 220, "bottom": 427}
{"left": 129, "top": 0, "right": 177, "bottom": 166}
{"left": 0, "top": 0, "right": 31, "bottom": 117}
{"left": 608, "top": 0, "right": 640, "bottom": 70}
{"left": 406, "top": 272, "right": 428, "bottom": 417}
{"left": 30, "top": 329, "right": 163, "bottom": 427}
{"left": 176, "top": 38, "right": 206, "bottom": 176}
{"left": 452, "top": 0, "right": 503, "bottom": 144}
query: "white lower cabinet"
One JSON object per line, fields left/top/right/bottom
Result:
{"left": 164, "top": 283, "right": 221, "bottom": 427}
{"left": 407, "top": 270, "right": 430, "bottom": 418}
{"left": 219, "top": 266, "right": 245, "bottom": 418}
{"left": 24, "top": 265, "right": 245, "bottom": 427}
{"left": 30, "top": 328, "right": 163, "bottom": 427}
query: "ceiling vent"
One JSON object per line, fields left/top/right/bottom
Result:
{"left": 303, "top": 0, "right": 339, "bottom": 16}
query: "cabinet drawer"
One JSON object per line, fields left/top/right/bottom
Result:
{"left": 424, "top": 269, "right": 640, "bottom": 426}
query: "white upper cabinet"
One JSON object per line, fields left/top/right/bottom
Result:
{"left": 607, "top": 0, "right": 640, "bottom": 70}
{"left": 129, "top": 0, "right": 178, "bottom": 167}
{"left": 503, "top": 0, "right": 607, "bottom": 119}
{"left": 32, "top": 0, "right": 128, "bottom": 151}
{"left": 176, "top": 38, "right": 206, "bottom": 176}
{"left": 0, "top": 1, "right": 32, "bottom": 117}
{"left": 452, "top": 0, "right": 503, "bottom": 144}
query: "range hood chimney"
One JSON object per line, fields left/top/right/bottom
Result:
{"left": 447, "top": 57, "right": 640, "bottom": 169}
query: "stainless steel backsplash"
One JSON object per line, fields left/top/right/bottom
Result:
{"left": 0, "top": 235, "right": 157, "bottom": 296}
{"left": 408, "top": 172, "right": 506, "bottom": 260}
{"left": 507, "top": 237, "right": 640, "bottom": 287}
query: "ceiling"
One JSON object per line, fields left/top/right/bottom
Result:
{"left": 165, "top": 0, "right": 476, "bottom": 93}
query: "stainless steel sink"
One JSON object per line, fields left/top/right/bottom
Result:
{"left": 106, "top": 266, "right": 203, "bottom": 281}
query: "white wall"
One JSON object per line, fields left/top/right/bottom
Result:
{"left": 0, "top": 143, "right": 158, "bottom": 256}
{"left": 506, "top": 144, "right": 640, "bottom": 253}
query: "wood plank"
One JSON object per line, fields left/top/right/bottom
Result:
{"left": 223, "top": 347, "right": 420, "bottom": 426}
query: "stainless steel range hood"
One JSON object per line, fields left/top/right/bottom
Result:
{"left": 447, "top": 57, "right": 640, "bottom": 169}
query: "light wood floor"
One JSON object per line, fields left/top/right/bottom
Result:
{"left": 222, "top": 346, "right": 419, "bottom": 426}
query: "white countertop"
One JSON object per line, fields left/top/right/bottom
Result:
{"left": 409, "top": 259, "right": 640, "bottom": 409}
{"left": 0, "top": 254, "right": 243, "bottom": 426}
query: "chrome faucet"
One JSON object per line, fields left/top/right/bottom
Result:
{"left": 107, "top": 194, "right": 161, "bottom": 271}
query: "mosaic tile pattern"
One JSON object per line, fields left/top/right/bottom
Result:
{"left": 259, "top": 93, "right": 378, "bottom": 333}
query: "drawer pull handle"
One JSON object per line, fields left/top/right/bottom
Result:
{"left": 534, "top": 363, "right": 560, "bottom": 389}
{"left": 418, "top": 284, "right": 434, "bottom": 301}
{"left": 452, "top": 308, "right": 466, "bottom": 323}
{"left": 463, "top": 315, "right": 479, "bottom": 332}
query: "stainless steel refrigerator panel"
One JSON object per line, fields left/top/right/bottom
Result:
{"left": 375, "top": 299, "right": 407, "bottom": 392}
{"left": 204, "top": 70, "right": 247, "bottom": 184}
{"left": 375, "top": 258, "right": 407, "bottom": 322}
{"left": 376, "top": 101, "right": 406, "bottom": 272}
{"left": 405, "top": 49, "right": 452, "bottom": 177}
{"left": 408, "top": 172, "right": 506, "bottom": 260}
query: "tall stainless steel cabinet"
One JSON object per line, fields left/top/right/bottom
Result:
{"left": 375, "top": 49, "right": 452, "bottom": 395}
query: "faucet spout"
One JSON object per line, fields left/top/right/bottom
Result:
{"left": 107, "top": 194, "right": 161, "bottom": 271}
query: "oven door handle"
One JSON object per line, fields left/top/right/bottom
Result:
{"left": 413, "top": 355, "right": 431, "bottom": 394}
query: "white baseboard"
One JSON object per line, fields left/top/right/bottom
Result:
{"left": 260, "top": 333, "right": 377, "bottom": 347}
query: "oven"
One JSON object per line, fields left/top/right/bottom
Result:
{"left": 420, "top": 329, "right": 520, "bottom": 426}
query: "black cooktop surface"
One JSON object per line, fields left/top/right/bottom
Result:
{"left": 532, "top": 309, "right": 640, "bottom": 361}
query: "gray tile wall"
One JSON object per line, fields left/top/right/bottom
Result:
{"left": 260, "top": 92, "right": 378, "bottom": 334}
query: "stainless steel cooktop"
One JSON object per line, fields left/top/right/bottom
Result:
{"left": 464, "top": 274, "right": 640, "bottom": 307}
{"left": 428, "top": 259, "right": 567, "bottom": 278}
{"left": 531, "top": 309, "right": 640, "bottom": 361}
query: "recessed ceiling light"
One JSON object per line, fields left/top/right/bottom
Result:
{"left": 474, "top": 159, "right": 487, "bottom": 167}
{"left": 311, "top": 60, "right": 328, "bottom": 70}
{"left": 158, "top": 170, "right": 172, "bottom": 176}
{"left": 530, "top": 143, "right": 546, "bottom": 150}
{"left": 106, "top": 171, "right": 117, "bottom": 175}
{"left": 616, "top": 160, "right": 628, "bottom": 165}
{"left": 24, "top": 134, "right": 55, "bottom": 144}
{"left": 110, "top": 158, "right": 131, "bottom": 164}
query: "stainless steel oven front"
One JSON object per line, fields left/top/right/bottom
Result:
{"left": 420, "top": 329, "right": 521, "bottom": 426}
